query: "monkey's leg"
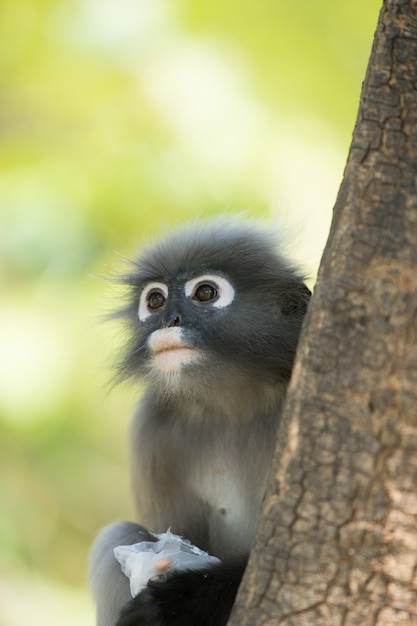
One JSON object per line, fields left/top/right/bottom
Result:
{"left": 89, "top": 521, "right": 156, "bottom": 626}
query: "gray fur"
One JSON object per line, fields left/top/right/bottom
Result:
{"left": 90, "top": 218, "right": 310, "bottom": 626}
{"left": 90, "top": 523, "right": 155, "bottom": 626}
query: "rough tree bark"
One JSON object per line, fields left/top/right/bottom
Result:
{"left": 230, "top": 1, "right": 417, "bottom": 624}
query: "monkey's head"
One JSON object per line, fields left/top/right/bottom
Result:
{"left": 117, "top": 218, "right": 310, "bottom": 400}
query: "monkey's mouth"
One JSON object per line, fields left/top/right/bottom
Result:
{"left": 148, "top": 329, "right": 200, "bottom": 373}
{"left": 152, "top": 347, "right": 200, "bottom": 372}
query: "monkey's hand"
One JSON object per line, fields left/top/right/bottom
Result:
{"left": 116, "top": 560, "right": 246, "bottom": 626}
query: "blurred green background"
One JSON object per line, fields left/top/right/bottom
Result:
{"left": 0, "top": 0, "right": 380, "bottom": 624}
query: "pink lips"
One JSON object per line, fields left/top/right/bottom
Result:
{"left": 148, "top": 329, "right": 200, "bottom": 372}
{"left": 149, "top": 330, "right": 191, "bottom": 354}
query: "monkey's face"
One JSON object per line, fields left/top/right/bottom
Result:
{"left": 135, "top": 272, "right": 241, "bottom": 396}
{"left": 122, "top": 271, "right": 308, "bottom": 400}
{"left": 138, "top": 273, "right": 235, "bottom": 375}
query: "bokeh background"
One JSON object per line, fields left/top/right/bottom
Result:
{"left": 1, "top": 1, "right": 381, "bottom": 624}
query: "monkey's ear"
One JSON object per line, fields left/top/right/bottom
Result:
{"left": 281, "top": 283, "right": 311, "bottom": 315}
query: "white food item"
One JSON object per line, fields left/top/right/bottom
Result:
{"left": 114, "top": 530, "right": 221, "bottom": 597}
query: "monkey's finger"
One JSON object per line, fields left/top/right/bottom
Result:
{"left": 155, "top": 557, "right": 173, "bottom": 572}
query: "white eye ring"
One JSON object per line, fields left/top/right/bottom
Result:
{"left": 138, "top": 282, "right": 168, "bottom": 321}
{"left": 185, "top": 274, "right": 235, "bottom": 308}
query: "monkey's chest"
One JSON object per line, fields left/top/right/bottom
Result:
{"left": 192, "top": 459, "right": 263, "bottom": 559}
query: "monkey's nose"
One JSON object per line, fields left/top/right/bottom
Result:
{"left": 167, "top": 316, "right": 181, "bottom": 328}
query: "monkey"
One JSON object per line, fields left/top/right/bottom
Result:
{"left": 89, "top": 217, "right": 311, "bottom": 626}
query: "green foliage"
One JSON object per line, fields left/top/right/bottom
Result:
{"left": 0, "top": 0, "right": 380, "bottom": 623}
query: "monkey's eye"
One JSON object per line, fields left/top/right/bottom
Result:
{"left": 138, "top": 282, "right": 168, "bottom": 321}
{"left": 194, "top": 283, "right": 217, "bottom": 302}
{"left": 185, "top": 274, "right": 235, "bottom": 309}
{"left": 148, "top": 290, "right": 166, "bottom": 309}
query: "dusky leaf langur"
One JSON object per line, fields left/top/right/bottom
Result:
{"left": 89, "top": 218, "right": 311, "bottom": 626}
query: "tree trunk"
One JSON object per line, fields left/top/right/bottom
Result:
{"left": 230, "top": 0, "right": 417, "bottom": 624}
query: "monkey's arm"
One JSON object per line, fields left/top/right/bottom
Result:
{"left": 116, "top": 559, "right": 246, "bottom": 626}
